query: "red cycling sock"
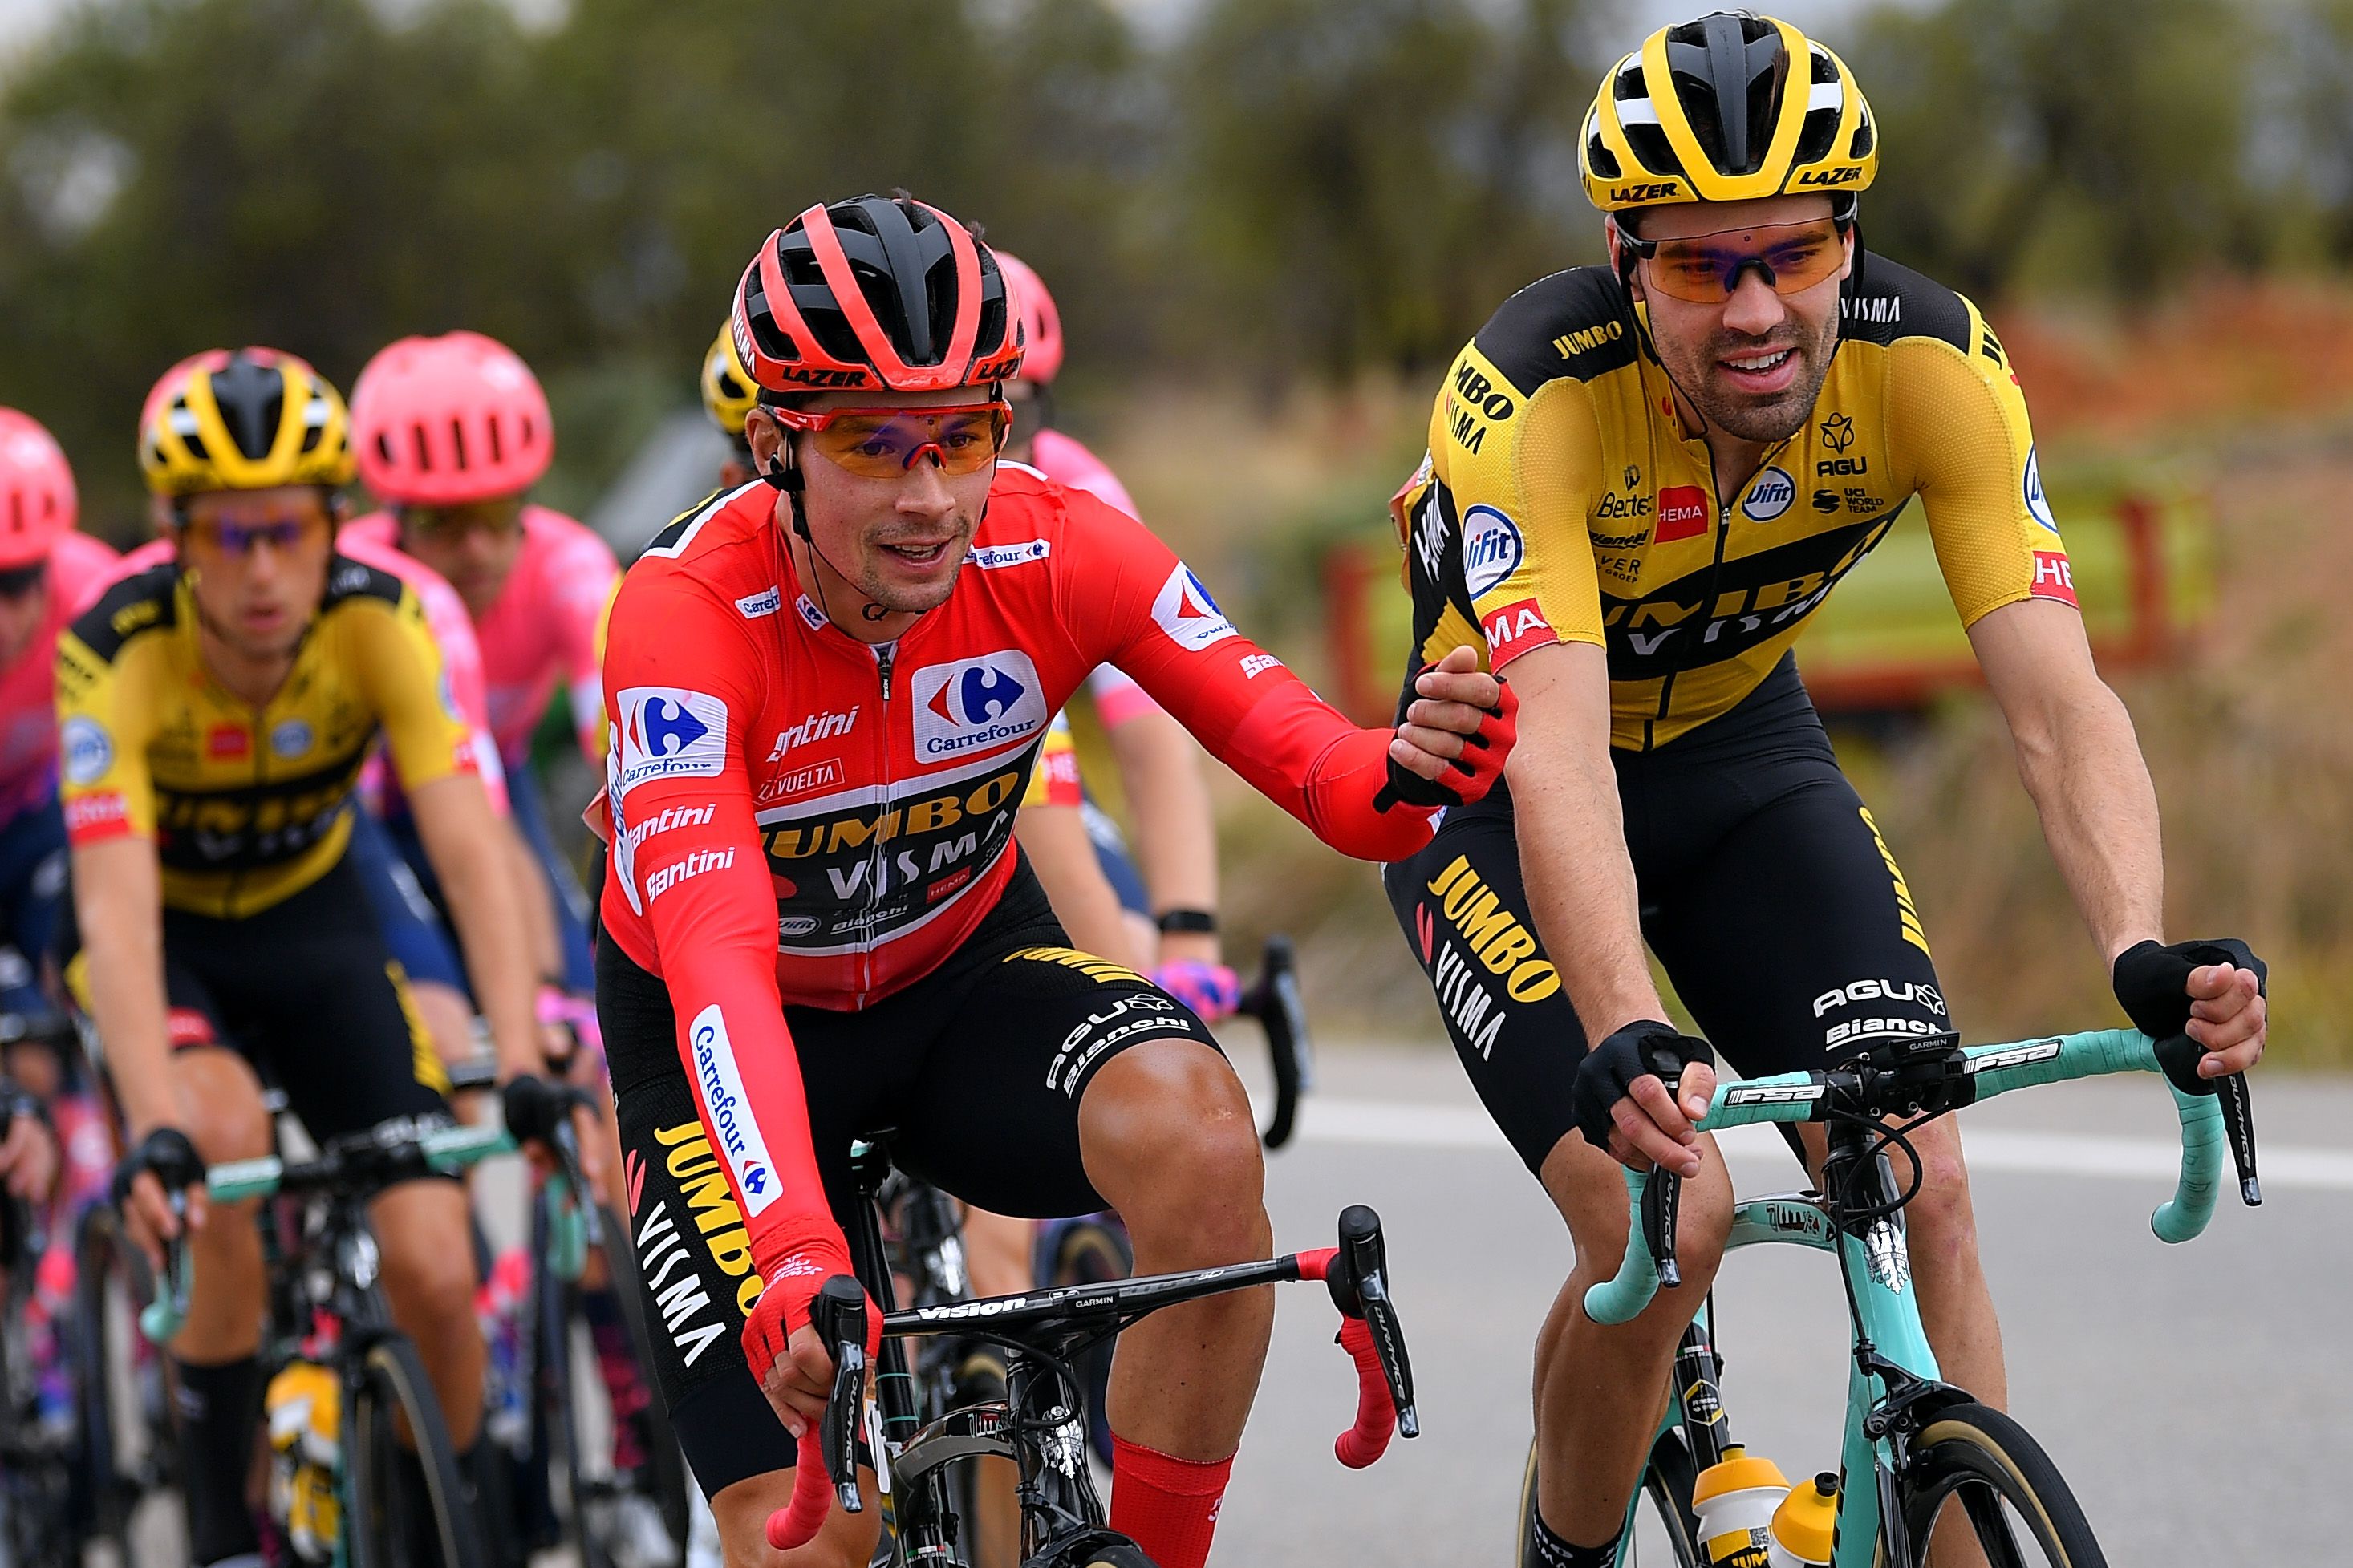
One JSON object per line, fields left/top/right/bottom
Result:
{"left": 1109, "top": 1433, "right": 1235, "bottom": 1568}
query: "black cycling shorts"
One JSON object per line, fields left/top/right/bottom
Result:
{"left": 62, "top": 847, "right": 452, "bottom": 1146}
{"left": 1383, "top": 656, "right": 1951, "bottom": 1175}
{"left": 598, "top": 855, "right": 1215, "bottom": 1498}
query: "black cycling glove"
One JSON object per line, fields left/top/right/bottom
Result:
{"left": 501, "top": 1073, "right": 576, "bottom": 1148}
{"left": 1572, "top": 1020, "right": 1714, "bottom": 1153}
{"left": 110, "top": 1126, "right": 203, "bottom": 1206}
{"left": 2112, "top": 938, "right": 2267, "bottom": 1039}
{"left": 2112, "top": 938, "right": 2266, "bottom": 1092}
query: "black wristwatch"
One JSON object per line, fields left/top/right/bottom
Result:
{"left": 1155, "top": 908, "right": 1218, "bottom": 936}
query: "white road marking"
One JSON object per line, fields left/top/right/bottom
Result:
{"left": 1293, "top": 1098, "right": 2353, "bottom": 1189}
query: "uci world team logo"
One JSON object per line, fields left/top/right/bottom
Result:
{"left": 911, "top": 651, "right": 1047, "bottom": 764}
{"left": 615, "top": 686, "right": 728, "bottom": 796}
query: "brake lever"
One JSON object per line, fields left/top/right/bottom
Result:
{"left": 810, "top": 1275, "right": 868, "bottom": 1513}
{"left": 1335, "top": 1205, "right": 1418, "bottom": 1440}
{"left": 1643, "top": 1163, "right": 1683, "bottom": 1290}
{"left": 2154, "top": 1033, "right": 2261, "bottom": 1208}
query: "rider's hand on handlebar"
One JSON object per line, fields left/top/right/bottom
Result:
{"left": 2112, "top": 938, "right": 2268, "bottom": 1079}
{"left": 499, "top": 1072, "right": 605, "bottom": 1184}
{"left": 1572, "top": 1021, "right": 1716, "bottom": 1177}
{"left": 1382, "top": 646, "right": 1517, "bottom": 808}
{"left": 112, "top": 1126, "right": 207, "bottom": 1269}
{"left": 743, "top": 1258, "right": 879, "bottom": 1441}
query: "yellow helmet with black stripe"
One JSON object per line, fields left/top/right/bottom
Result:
{"left": 700, "top": 320, "right": 758, "bottom": 447}
{"left": 138, "top": 346, "right": 355, "bottom": 497}
{"left": 1580, "top": 12, "right": 1877, "bottom": 215}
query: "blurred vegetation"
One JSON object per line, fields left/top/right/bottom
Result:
{"left": 5, "top": 0, "right": 2353, "bottom": 537}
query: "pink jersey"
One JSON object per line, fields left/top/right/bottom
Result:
{"left": 0, "top": 531, "right": 120, "bottom": 822}
{"left": 113, "top": 535, "right": 507, "bottom": 816}
{"left": 343, "top": 505, "right": 618, "bottom": 765}
{"left": 1022, "top": 432, "right": 1160, "bottom": 729}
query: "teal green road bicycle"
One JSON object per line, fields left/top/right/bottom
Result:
{"left": 1531, "top": 1027, "right": 2259, "bottom": 1568}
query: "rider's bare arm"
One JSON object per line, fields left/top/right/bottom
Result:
{"left": 1102, "top": 705, "right": 1220, "bottom": 957}
{"left": 1500, "top": 642, "right": 1667, "bottom": 1044}
{"left": 409, "top": 771, "right": 541, "bottom": 1081}
{"left": 1016, "top": 802, "right": 1146, "bottom": 968}
{"left": 64, "top": 837, "right": 172, "bottom": 1135}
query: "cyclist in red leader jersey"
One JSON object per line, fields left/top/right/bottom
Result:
{"left": 597, "top": 195, "right": 1515, "bottom": 1568}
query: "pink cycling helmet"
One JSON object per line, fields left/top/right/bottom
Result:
{"left": 350, "top": 330, "right": 553, "bottom": 507}
{"left": 993, "top": 252, "right": 1064, "bottom": 386}
{"left": 0, "top": 408, "right": 77, "bottom": 569}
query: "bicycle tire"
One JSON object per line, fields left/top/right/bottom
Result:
{"left": 595, "top": 1202, "right": 693, "bottom": 1548}
{"left": 1518, "top": 1432, "right": 1702, "bottom": 1568}
{"left": 346, "top": 1334, "right": 488, "bottom": 1568}
{"left": 1891, "top": 1403, "right": 2107, "bottom": 1568}
{"left": 71, "top": 1205, "right": 180, "bottom": 1568}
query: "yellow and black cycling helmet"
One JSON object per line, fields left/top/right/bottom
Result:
{"left": 700, "top": 320, "right": 757, "bottom": 449}
{"left": 1580, "top": 12, "right": 1877, "bottom": 219}
{"left": 138, "top": 346, "right": 355, "bottom": 498}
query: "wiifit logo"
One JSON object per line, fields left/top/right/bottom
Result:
{"left": 910, "top": 651, "right": 1047, "bottom": 764}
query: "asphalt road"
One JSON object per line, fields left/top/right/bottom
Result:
{"left": 1213, "top": 1042, "right": 2352, "bottom": 1565}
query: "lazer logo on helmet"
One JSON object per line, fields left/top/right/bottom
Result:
{"left": 1151, "top": 564, "right": 1238, "bottom": 653}
{"left": 687, "top": 1006, "right": 778, "bottom": 1218}
{"left": 615, "top": 687, "right": 728, "bottom": 795}
{"left": 1461, "top": 506, "right": 1526, "bottom": 599}
{"left": 1795, "top": 165, "right": 1862, "bottom": 187}
{"left": 1610, "top": 182, "right": 1682, "bottom": 204}
{"left": 911, "top": 652, "right": 1047, "bottom": 763}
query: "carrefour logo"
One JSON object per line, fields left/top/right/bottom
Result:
{"left": 1460, "top": 504, "right": 1525, "bottom": 600}
{"left": 688, "top": 1005, "right": 779, "bottom": 1217}
{"left": 615, "top": 686, "right": 728, "bottom": 796}
{"left": 909, "top": 651, "right": 1047, "bottom": 764}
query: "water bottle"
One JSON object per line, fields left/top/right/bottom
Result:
{"left": 264, "top": 1359, "right": 343, "bottom": 1564}
{"left": 1690, "top": 1451, "right": 1791, "bottom": 1568}
{"left": 1768, "top": 1472, "right": 1839, "bottom": 1567}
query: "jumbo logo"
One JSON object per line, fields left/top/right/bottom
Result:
{"left": 1422, "top": 855, "right": 1561, "bottom": 1003}
{"left": 1552, "top": 322, "right": 1625, "bottom": 358}
{"left": 910, "top": 652, "right": 1046, "bottom": 764}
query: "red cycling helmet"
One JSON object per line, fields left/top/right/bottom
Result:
{"left": 731, "top": 195, "right": 1024, "bottom": 398}
{"left": 992, "top": 252, "right": 1064, "bottom": 386}
{"left": 0, "top": 407, "right": 77, "bottom": 569}
{"left": 350, "top": 330, "right": 554, "bottom": 507}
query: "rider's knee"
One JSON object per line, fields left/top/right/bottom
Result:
{"left": 1891, "top": 1123, "right": 1979, "bottom": 1256}
{"left": 1082, "top": 1039, "right": 1266, "bottom": 1230}
{"left": 372, "top": 1189, "right": 479, "bottom": 1328}
{"left": 172, "top": 1048, "right": 272, "bottom": 1165}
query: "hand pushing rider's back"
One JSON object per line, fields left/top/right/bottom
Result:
{"left": 1381, "top": 14, "right": 2267, "bottom": 1566}
{"left": 594, "top": 192, "right": 1513, "bottom": 1568}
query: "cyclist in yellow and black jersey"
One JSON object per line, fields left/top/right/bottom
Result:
{"left": 1381, "top": 16, "right": 2270, "bottom": 1568}
{"left": 67, "top": 348, "right": 551, "bottom": 1568}
{"left": 59, "top": 550, "right": 473, "bottom": 917}
{"left": 1397, "top": 243, "right": 2067, "bottom": 750}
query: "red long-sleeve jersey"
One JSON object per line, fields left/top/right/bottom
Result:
{"left": 598, "top": 464, "right": 1441, "bottom": 1282}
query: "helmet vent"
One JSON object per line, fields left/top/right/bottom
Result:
{"left": 487, "top": 418, "right": 504, "bottom": 465}
{"left": 1849, "top": 107, "right": 1876, "bottom": 160}
{"left": 410, "top": 422, "right": 433, "bottom": 474}
{"left": 449, "top": 418, "right": 469, "bottom": 472}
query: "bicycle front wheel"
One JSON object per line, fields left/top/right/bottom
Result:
{"left": 1518, "top": 1432, "right": 1700, "bottom": 1568}
{"left": 346, "top": 1335, "right": 488, "bottom": 1568}
{"left": 1895, "top": 1403, "right": 2107, "bottom": 1568}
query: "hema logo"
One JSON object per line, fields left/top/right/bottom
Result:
{"left": 910, "top": 651, "right": 1047, "bottom": 764}
{"left": 688, "top": 1006, "right": 780, "bottom": 1217}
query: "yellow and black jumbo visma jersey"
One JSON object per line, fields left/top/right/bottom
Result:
{"left": 1394, "top": 252, "right": 2076, "bottom": 749}
{"left": 56, "top": 556, "right": 476, "bottom": 918}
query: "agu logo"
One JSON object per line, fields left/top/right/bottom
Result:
{"left": 1460, "top": 505, "right": 1525, "bottom": 599}
{"left": 911, "top": 651, "right": 1047, "bottom": 763}
{"left": 1150, "top": 563, "right": 1239, "bottom": 652}
{"left": 615, "top": 686, "right": 728, "bottom": 795}
{"left": 687, "top": 1005, "right": 780, "bottom": 1217}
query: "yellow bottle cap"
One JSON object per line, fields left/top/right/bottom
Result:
{"left": 1693, "top": 1455, "right": 1791, "bottom": 1505}
{"left": 1772, "top": 1472, "right": 1840, "bottom": 1562}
